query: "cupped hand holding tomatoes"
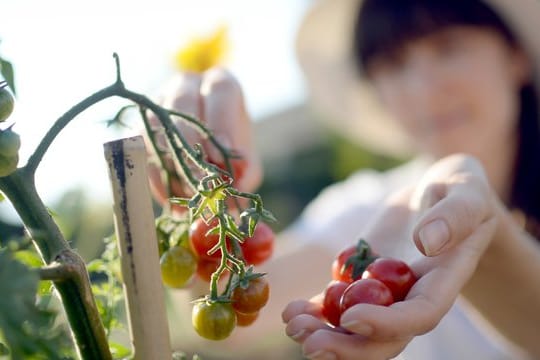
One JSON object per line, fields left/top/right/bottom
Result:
{"left": 322, "top": 239, "right": 417, "bottom": 327}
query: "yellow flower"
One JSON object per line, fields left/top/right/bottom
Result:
{"left": 174, "top": 26, "right": 229, "bottom": 73}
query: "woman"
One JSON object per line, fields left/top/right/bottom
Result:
{"left": 148, "top": 0, "right": 540, "bottom": 358}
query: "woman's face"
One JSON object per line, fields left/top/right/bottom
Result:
{"left": 367, "top": 26, "right": 530, "bottom": 158}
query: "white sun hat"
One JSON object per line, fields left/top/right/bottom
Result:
{"left": 295, "top": 0, "right": 540, "bottom": 157}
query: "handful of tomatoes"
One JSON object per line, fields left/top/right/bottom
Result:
{"left": 322, "top": 239, "right": 417, "bottom": 327}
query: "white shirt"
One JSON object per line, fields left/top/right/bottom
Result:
{"left": 289, "top": 158, "right": 522, "bottom": 360}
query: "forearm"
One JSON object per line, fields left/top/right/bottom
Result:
{"left": 461, "top": 202, "right": 540, "bottom": 358}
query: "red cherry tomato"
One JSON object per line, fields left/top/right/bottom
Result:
{"left": 211, "top": 158, "right": 247, "bottom": 184}
{"left": 196, "top": 258, "right": 229, "bottom": 282}
{"left": 235, "top": 310, "right": 259, "bottom": 327}
{"left": 332, "top": 246, "right": 357, "bottom": 283}
{"left": 240, "top": 222, "right": 274, "bottom": 266}
{"left": 322, "top": 280, "right": 349, "bottom": 327}
{"left": 332, "top": 240, "right": 378, "bottom": 283}
{"left": 362, "top": 257, "right": 417, "bottom": 302}
{"left": 231, "top": 276, "right": 270, "bottom": 314}
{"left": 189, "top": 218, "right": 229, "bottom": 260}
{"left": 340, "top": 278, "right": 394, "bottom": 313}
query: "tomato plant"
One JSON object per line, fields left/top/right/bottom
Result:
{"left": 191, "top": 301, "right": 237, "bottom": 341}
{"left": 362, "top": 257, "right": 417, "bottom": 301}
{"left": 0, "top": 52, "right": 276, "bottom": 358}
{"left": 322, "top": 280, "right": 349, "bottom": 327}
{"left": 340, "top": 278, "right": 394, "bottom": 312}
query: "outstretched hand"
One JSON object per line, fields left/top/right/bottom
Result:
{"left": 282, "top": 154, "right": 499, "bottom": 360}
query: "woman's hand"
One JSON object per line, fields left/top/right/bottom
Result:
{"left": 282, "top": 154, "right": 499, "bottom": 360}
{"left": 145, "top": 68, "right": 262, "bottom": 205}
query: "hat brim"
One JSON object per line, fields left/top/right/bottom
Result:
{"left": 295, "top": 0, "right": 540, "bottom": 157}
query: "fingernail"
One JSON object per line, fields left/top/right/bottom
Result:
{"left": 419, "top": 219, "right": 450, "bottom": 256}
{"left": 288, "top": 329, "right": 306, "bottom": 341}
{"left": 305, "top": 350, "right": 337, "bottom": 360}
{"left": 340, "top": 320, "right": 372, "bottom": 336}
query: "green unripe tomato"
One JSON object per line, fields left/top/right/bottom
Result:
{"left": 192, "top": 301, "right": 236, "bottom": 340}
{"left": 0, "top": 153, "right": 18, "bottom": 177}
{"left": 0, "top": 87, "right": 14, "bottom": 123}
{"left": 160, "top": 246, "right": 197, "bottom": 288}
{"left": 0, "top": 129, "right": 21, "bottom": 157}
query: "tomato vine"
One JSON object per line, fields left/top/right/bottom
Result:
{"left": 0, "top": 53, "right": 275, "bottom": 358}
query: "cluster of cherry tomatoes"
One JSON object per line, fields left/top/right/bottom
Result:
{"left": 322, "top": 239, "right": 417, "bottom": 327}
{"left": 157, "top": 213, "right": 275, "bottom": 340}
{"left": 192, "top": 274, "right": 270, "bottom": 340}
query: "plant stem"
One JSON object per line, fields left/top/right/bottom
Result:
{"left": 0, "top": 170, "right": 112, "bottom": 360}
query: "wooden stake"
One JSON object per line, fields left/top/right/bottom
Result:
{"left": 104, "top": 136, "right": 171, "bottom": 360}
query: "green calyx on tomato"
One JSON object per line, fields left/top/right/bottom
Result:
{"left": 0, "top": 82, "right": 14, "bottom": 123}
{"left": 332, "top": 238, "right": 378, "bottom": 283}
{"left": 192, "top": 299, "right": 237, "bottom": 340}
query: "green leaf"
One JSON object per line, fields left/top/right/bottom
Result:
{"left": 0, "top": 251, "right": 73, "bottom": 359}
{"left": 109, "top": 341, "right": 132, "bottom": 359}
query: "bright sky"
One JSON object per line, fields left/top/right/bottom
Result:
{"left": 0, "top": 0, "right": 311, "bottom": 214}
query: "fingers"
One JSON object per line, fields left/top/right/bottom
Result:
{"left": 412, "top": 173, "right": 494, "bottom": 257}
{"left": 301, "top": 329, "right": 409, "bottom": 360}
{"left": 145, "top": 67, "right": 262, "bottom": 204}
{"left": 282, "top": 298, "right": 324, "bottom": 324}
{"left": 200, "top": 68, "right": 262, "bottom": 192}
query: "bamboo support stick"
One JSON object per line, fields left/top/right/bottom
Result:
{"left": 104, "top": 135, "right": 172, "bottom": 360}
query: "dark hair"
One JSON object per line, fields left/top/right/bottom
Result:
{"left": 353, "top": 0, "right": 540, "bottom": 238}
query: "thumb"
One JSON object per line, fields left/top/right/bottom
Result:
{"left": 412, "top": 174, "right": 493, "bottom": 256}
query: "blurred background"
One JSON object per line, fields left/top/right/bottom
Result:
{"left": 0, "top": 0, "right": 403, "bottom": 358}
